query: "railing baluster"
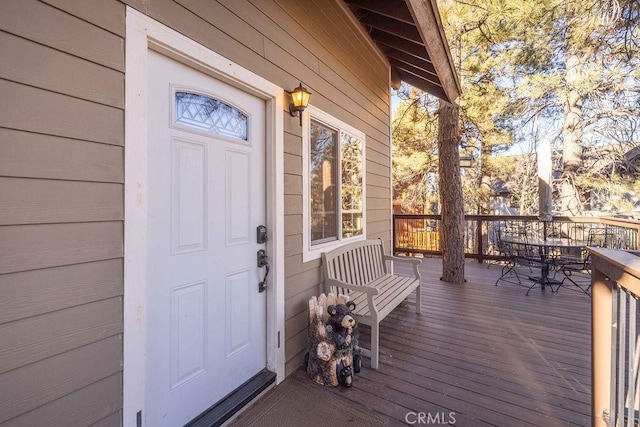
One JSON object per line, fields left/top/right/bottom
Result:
{"left": 619, "top": 289, "right": 627, "bottom": 425}
{"left": 611, "top": 287, "right": 619, "bottom": 427}
{"left": 627, "top": 294, "right": 636, "bottom": 427}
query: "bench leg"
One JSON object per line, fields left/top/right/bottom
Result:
{"left": 416, "top": 284, "right": 422, "bottom": 315}
{"left": 370, "top": 321, "right": 379, "bottom": 369}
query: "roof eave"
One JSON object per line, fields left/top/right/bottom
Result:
{"left": 405, "top": 0, "right": 461, "bottom": 103}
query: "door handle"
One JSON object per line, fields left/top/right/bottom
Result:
{"left": 257, "top": 249, "right": 269, "bottom": 293}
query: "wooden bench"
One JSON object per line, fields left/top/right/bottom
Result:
{"left": 321, "top": 239, "right": 422, "bottom": 369}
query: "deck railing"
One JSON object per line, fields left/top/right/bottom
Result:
{"left": 591, "top": 248, "right": 640, "bottom": 427}
{"left": 392, "top": 214, "right": 640, "bottom": 426}
{"left": 393, "top": 214, "right": 640, "bottom": 260}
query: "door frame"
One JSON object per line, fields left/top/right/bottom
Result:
{"left": 124, "top": 8, "right": 285, "bottom": 426}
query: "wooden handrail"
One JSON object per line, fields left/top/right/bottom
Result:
{"left": 590, "top": 248, "right": 640, "bottom": 427}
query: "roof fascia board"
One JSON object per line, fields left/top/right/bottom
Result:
{"left": 405, "top": 0, "right": 461, "bottom": 103}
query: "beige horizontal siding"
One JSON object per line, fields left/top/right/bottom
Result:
{"left": 368, "top": 185, "right": 392, "bottom": 200}
{"left": 0, "top": 31, "right": 124, "bottom": 109}
{"left": 284, "top": 279, "right": 320, "bottom": 318}
{"left": 40, "top": 0, "right": 126, "bottom": 37}
{"left": 0, "top": 336, "right": 122, "bottom": 424}
{"left": 268, "top": 0, "right": 389, "bottom": 112}
{"left": 0, "top": 297, "right": 123, "bottom": 374}
{"left": 367, "top": 196, "right": 393, "bottom": 211}
{"left": 0, "top": 0, "right": 124, "bottom": 71}
{"left": 284, "top": 309, "right": 307, "bottom": 341}
{"left": 283, "top": 214, "right": 302, "bottom": 236}
{"left": 284, "top": 268, "right": 321, "bottom": 300}
{"left": 284, "top": 292, "right": 319, "bottom": 374}
{"left": 284, "top": 254, "right": 320, "bottom": 278}
{"left": 284, "top": 194, "right": 303, "bottom": 216}
{"left": 283, "top": 175, "right": 302, "bottom": 196}
{"left": 1, "top": 373, "right": 121, "bottom": 427}
{"left": 367, "top": 144, "right": 391, "bottom": 165}
{"left": 91, "top": 410, "right": 123, "bottom": 427}
{"left": 0, "top": 1, "right": 125, "bottom": 423}
{"left": 368, "top": 172, "right": 393, "bottom": 189}
{"left": 0, "top": 178, "right": 123, "bottom": 225}
{"left": 283, "top": 131, "right": 303, "bottom": 156}
{"left": 0, "top": 129, "right": 124, "bottom": 183}
{"left": 176, "top": 0, "right": 266, "bottom": 55}
{"left": 0, "top": 79, "right": 123, "bottom": 146}
{"left": 0, "top": 222, "right": 123, "bottom": 275}
{"left": 284, "top": 311, "right": 309, "bottom": 372}
{"left": 367, "top": 220, "right": 392, "bottom": 237}
{"left": 283, "top": 152, "right": 302, "bottom": 175}
{"left": 367, "top": 159, "right": 391, "bottom": 178}
{"left": 0, "top": 260, "right": 123, "bottom": 325}
{"left": 367, "top": 209, "right": 392, "bottom": 224}
{"left": 284, "top": 234, "right": 302, "bottom": 257}
{"left": 285, "top": 328, "right": 307, "bottom": 362}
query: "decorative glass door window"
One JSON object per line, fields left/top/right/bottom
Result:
{"left": 175, "top": 92, "right": 248, "bottom": 141}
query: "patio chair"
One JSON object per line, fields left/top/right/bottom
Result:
{"left": 553, "top": 246, "right": 591, "bottom": 296}
{"left": 555, "top": 228, "right": 619, "bottom": 296}
{"left": 588, "top": 227, "right": 622, "bottom": 249}
{"left": 486, "top": 227, "right": 508, "bottom": 269}
{"left": 495, "top": 235, "right": 545, "bottom": 295}
{"left": 493, "top": 231, "right": 519, "bottom": 275}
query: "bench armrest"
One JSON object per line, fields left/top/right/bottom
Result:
{"left": 324, "top": 277, "right": 380, "bottom": 296}
{"left": 324, "top": 277, "right": 381, "bottom": 321}
{"left": 383, "top": 255, "right": 422, "bottom": 280}
{"left": 383, "top": 255, "right": 422, "bottom": 265}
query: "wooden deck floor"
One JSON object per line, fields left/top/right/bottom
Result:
{"left": 309, "top": 258, "right": 591, "bottom": 427}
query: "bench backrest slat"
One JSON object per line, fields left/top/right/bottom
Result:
{"left": 321, "top": 239, "right": 388, "bottom": 295}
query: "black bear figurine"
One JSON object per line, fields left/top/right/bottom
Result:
{"left": 326, "top": 301, "right": 357, "bottom": 349}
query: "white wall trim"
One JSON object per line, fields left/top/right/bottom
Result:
{"left": 124, "top": 8, "right": 285, "bottom": 426}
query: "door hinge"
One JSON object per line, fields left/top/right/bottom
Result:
{"left": 136, "top": 410, "right": 142, "bottom": 427}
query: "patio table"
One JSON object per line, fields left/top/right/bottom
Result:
{"left": 500, "top": 236, "right": 587, "bottom": 291}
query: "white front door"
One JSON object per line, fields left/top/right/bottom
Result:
{"left": 145, "top": 50, "right": 267, "bottom": 426}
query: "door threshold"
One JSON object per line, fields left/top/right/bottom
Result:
{"left": 185, "top": 369, "right": 276, "bottom": 427}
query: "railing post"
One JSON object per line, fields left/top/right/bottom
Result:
{"left": 477, "top": 217, "right": 484, "bottom": 263}
{"left": 592, "top": 262, "right": 613, "bottom": 427}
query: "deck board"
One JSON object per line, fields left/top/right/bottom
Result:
{"left": 320, "top": 258, "right": 592, "bottom": 426}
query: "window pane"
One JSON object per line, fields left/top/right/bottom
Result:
{"left": 310, "top": 121, "right": 338, "bottom": 244}
{"left": 341, "top": 132, "right": 363, "bottom": 238}
{"left": 175, "top": 92, "right": 248, "bottom": 140}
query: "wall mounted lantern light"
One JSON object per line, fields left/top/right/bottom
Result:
{"left": 287, "top": 82, "right": 311, "bottom": 126}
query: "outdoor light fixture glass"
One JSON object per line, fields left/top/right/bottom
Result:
{"left": 288, "top": 82, "right": 311, "bottom": 126}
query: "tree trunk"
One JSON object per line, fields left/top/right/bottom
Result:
{"left": 438, "top": 101, "right": 465, "bottom": 284}
{"left": 559, "top": 51, "right": 584, "bottom": 215}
